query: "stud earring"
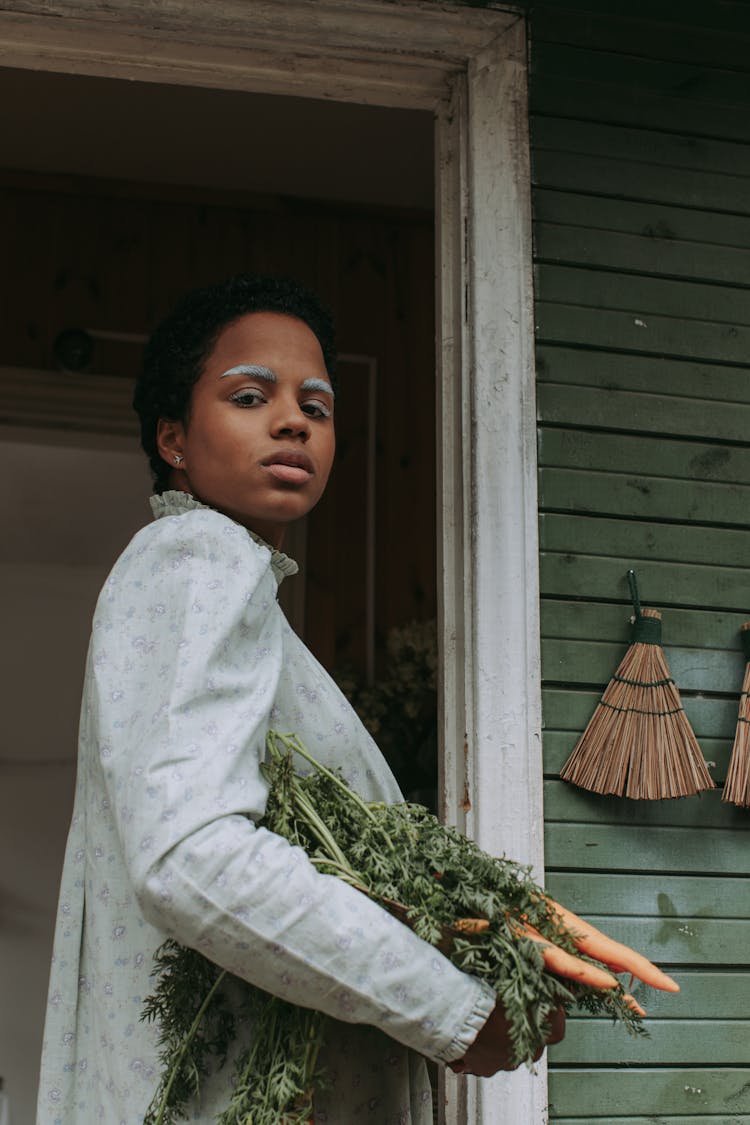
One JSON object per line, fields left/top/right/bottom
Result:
{"left": 174, "top": 454, "right": 184, "bottom": 465}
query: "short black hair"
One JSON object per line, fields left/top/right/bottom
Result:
{"left": 133, "top": 273, "right": 336, "bottom": 493}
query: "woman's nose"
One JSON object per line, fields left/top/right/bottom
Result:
{"left": 271, "top": 397, "right": 310, "bottom": 440}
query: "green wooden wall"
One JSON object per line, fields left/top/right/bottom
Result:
{"left": 529, "top": 3, "right": 750, "bottom": 1121}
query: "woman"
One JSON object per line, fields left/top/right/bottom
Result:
{"left": 36, "top": 275, "right": 562, "bottom": 1124}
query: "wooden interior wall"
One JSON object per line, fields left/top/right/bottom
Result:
{"left": 0, "top": 172, "right": 436, "bottom": 681}
{"left": 530, "top": 3, "right": 750, "bottom": 1121}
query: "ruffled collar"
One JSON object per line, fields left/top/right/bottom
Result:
{"left": 149, "top": 490, "right": 299, "bottom": 582}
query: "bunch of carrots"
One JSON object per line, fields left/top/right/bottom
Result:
{"left": 143, "top": 731, "right": 679, "bottom": 1124}
{"left": 456, "top": 909, "right": 676, "bottom": 1020}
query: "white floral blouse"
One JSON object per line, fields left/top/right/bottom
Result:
{"left": 36, "top": 491, "right": 495, "bottom": 1124}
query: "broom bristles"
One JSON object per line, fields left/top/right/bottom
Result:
{"left": 560, "top": 608, "right": 715, "bottom": 800}
{"left": 722, "top": 622, "right": 750, "bottom": 809}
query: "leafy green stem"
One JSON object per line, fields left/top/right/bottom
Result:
{"left": 271, "top": 731, "right": 391, "bottom": 842}
{"left": 291, "top": 782, "right": 354, "bottom": 872}
{"left": 308, "top": 856, "right": 365, "bottom": 886}
{"left": 149, "top": 966, "right": 227, "bottom": 1125}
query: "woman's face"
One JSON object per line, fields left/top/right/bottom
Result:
{"left": 157, "top": 311, "right": 336, "bottom": 547}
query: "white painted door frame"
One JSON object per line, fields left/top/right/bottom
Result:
{"left": 0, "top": 2, "right": 545, "bottom": 1120}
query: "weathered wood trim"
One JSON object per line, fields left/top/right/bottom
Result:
{"left": 436, "top": 68, "right": 474, "bottom": 1125}
{"left": 436, "top": 15, "right": 546, "bottom": 1124}
{"left": 0, "top": 0, "right": 517, "bottom": 109}
{"left": 0, "top": 0, "right": 508, "bottom": 53}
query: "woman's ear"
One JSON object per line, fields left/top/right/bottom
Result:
{"left": 156, "top": 417, "right": 187, "bottom": 469}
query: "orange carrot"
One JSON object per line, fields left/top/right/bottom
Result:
{"left": 515, "top": 921, "right": 647, "bottom": 1016}
{"left": 454, "top": 918, "right": 491, "bottom": 935}
{"left": 514, "top": 921, "right": 620, "bottom": 990}
{"left": 622, "top": 994, "right": 647, "bottom": 1017}
{"left": 543, "top": 896, "right": 680, "bottom": 993}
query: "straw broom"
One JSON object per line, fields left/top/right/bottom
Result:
{"left": 560, "top": 571, "right": 715, "bottom": 800}
{"left": 722, "top": 622, "right": 750, "bottom": 809}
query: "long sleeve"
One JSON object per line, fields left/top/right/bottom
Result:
{"left": 88, "top": 506, "right": 495, "bottom": 1065}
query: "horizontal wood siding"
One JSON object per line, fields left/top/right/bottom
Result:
{"left": 530, "top": 4, "right": 750, "bottom": 1120}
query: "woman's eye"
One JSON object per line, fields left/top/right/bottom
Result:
{"left": 301, "top": 399, "right": 332, "bottom": 419}
{"left": 229, "top": 388, "right": 265, "bottom": 408}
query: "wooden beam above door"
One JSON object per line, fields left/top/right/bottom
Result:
{"left": 0, "top": 0, "right": 521, "bottom": 109}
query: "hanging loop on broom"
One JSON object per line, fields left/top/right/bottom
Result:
{"left": 627, "top": 568, "right": 641, "bottom": 620}
{"left": 627, "top": 569, "right": 661, "bottom": 646}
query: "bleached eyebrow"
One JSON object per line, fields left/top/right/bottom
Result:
{"left": 219, "top": 365, "right": 334, "bottom": 398}
{"left": 219, "top": 364, "right": 277, "bottom": 381}
{"left": 300, "top": 377, "right": 335, "bottom": 398}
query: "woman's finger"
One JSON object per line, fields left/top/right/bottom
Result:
{"left": 544, "top": 1006, "right": 566, "bottom": 1045}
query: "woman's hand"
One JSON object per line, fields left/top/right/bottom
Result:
{"left": 448, "top": 1002, "right": 565, "bottom": 1077}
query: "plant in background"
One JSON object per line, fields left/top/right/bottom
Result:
{"left": 335, "top": 618, "right": 438, "bottom": 806}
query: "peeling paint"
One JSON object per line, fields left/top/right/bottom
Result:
{"left": 642, "top": 220, "right": 676, "bottom": 240}
{"left": 725, "top": 1079, "right": 750, "bottom": 1105}
{"left": 461, "top": 738, "right": 471, "bottom": 811}
{"left": 657, "top": 892, "right": 675, "bottom": 916}
{"left": 689, "top": 446, "right": 731, "bottom": 474}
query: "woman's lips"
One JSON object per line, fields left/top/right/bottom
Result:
{"left": 262, "top": 451, "right": 314, "bottom": 485}
{"left": 265, "top": 462, "right": 312, "bottom": 484}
